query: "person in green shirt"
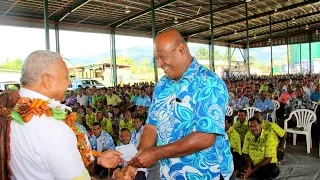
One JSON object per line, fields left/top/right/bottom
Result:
{"left": 225, "top": 116, "right": 245, "bottom": 175}
{"left": 241, "top": 117, "right": 279, "bottom": 180}
{"left": 106, "top": 88, "right": 122, "bottom": 106}
{"left": 85, "top": 106, "right": 96, "bottom": 130}
{"left": 96, "top": 101, "right": 107, "bottom": 113}
{"left": 119, "top": 110, "right": 134, "bottom": 132}
{"left": 92, "top": 89, "right": 106, "bottom": 108}
{"left": 232, "top": 110, "right": 249, "bottom": 144}
{"left": 96, "top": 111, "right": 113, "bottom": 136}
{"left": 254, "top": 111, "right": 287, "bottom": 161}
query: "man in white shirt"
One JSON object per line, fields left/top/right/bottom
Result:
{"left": 77, "top": 89, "right": 88, "bottom": 107}
{"left": 8, "top": 50, "right": 124, "bottom": 180}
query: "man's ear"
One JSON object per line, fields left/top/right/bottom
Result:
{"left": 177, "top": 43, "right": 186, "bottom": 54}
{"left": 42, "top": 74, "right": 52, "bottom": 89}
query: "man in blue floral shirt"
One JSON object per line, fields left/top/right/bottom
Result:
{"left": 89, "top": 122, "right": 115, "bottom": 152}
{"left": 129, "top": 29, "right": 233, "bottom": 180}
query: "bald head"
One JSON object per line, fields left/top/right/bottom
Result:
{"left": 155, "top": 29, "right": 192, "bottom": 81}
{"left": 155, "top": 29, "right": 187, "bottom": 50}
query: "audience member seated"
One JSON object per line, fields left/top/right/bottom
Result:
{"left": 85, "top": 106, "right": 96, "bottom": 130}
{"left": 229, "top": 87, "right": 249, "bottom": 113}
{"left": 77, "top": 89, "right": 88, "bottom": 107}
{"left": 254, "top": 111, "right": 287, "bottom": 161}
{"left": 232, "top": 110, "right": 249, "bottom": 145}
{"left": 96, "top": 101, "right": 107, "bottom": 112}
{"left": 253, "top": 91, "right": 274, "bottom": 120}
{"left": 135, "top": 87, "right": 151, "bottom": 108}
{"left": 119, "top": 110, "right": 134, "bottom": 132}
{"left": 96, "top": 111, "right": 113, "bottom": 136}
{"left": 129, "top": 116, "right": 147, "bottom": 180}
{"left": 111, "top": 105, "right": 123, "bottom": 143}
{"left": 285, "top": 85, "right": 312, "bottom": 116}
{"left": 65, "top": 90, "right": 77, "bottom": 106}
{"left": 136, "top": 106, "right": 148, "bottom": 125}
{"left": 241, "top": 117, "right": 280, "bottom": 180}
{"left": 87, "top": 88, "right": 95, "bottom": 107}
{"left": 89, "top": 122, "right": 115, "bottom": 178}
{"left": 118, "top": 128, "right": 131, "bottom": 146}
{"left": 310, "top": 84, "right": 320, "bottom": 102}
{"left": 106, "top": 87, "right": 122, "bottom": 106}
{"left": 225, "top": 116, "right": 244, "bottom": 175}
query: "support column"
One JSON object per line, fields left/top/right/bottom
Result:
{"left": 286, "top": 21, "right": 289, "bottom": 74}
{"left": 308, "top": 31, "right": 312, "bottom": 73}
{"left": 270, "top": 14, "right": 273, "bottom": 76}
{"left": 209, "top": 0, "right": 215, "bottom": 72}
{"left": 111, "top": 28, "right": 117, "bottom": 88}
{"left": 151, "top": 0, "right": 158, "bottom": 82}
{"left": 44, "top": 0, "right": 50, "bottom": 50}
{"left": 227, "top": 45, "right": 231, "bottom": 77}
{"left": 299, "top": 27, "right": 302, "bottom": 73}
{"left": 245, "top": 2, "right": 250, "bottom": 78}
{"left": 55, "top": 21, "right": 60, "bottom": 53}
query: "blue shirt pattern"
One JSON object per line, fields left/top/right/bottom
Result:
{"left": 253, "top": 98, "right": 274, "bottom": 112}
{"left": 135, "top": 96, "right": 151, "bottom": 107}
{"left": 89, "top": 130, "right": 115, "bottom": 151}
{"left": 129, "top": 126, "right": 144, "bottom": 146}
{"left": 147, "top": 58, "right": 233, "bottom": 180}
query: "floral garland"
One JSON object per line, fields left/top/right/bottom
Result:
{"left": 10, "top": 97, "right": 100, "bottom": 168}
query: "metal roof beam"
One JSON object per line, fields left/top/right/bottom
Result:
{"left": 107, "top": 0, "right": 177, "bottom": 28}
{"left": 215, "top": 10, "right": 320, "bottom": 40}
{"left": 158, "top": 1, "right": 245, "bottom": 33}
{"left": 184, "top": 0, "right": 320, "bottom": 37}
{"left": 237, "top": 21, "right": 320, "bottom": 45}
{"left": 231, "top": 19, "right": 320, "bottom": 43}
{"left": 56, "top": 0, "right": 92, "bottom": 21}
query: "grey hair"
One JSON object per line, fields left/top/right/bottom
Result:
{"left": 20, "top": 50, "right": 62, "bottom": 86}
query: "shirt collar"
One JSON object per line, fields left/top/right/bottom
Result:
{"left": 19, "top": 87, "right": 50, "bottom": 101}
{"left": 164, "top": 57, "right": 200, "bottom": 84}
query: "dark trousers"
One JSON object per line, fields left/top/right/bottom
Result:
{"left": 232, "top": 152, "right": 246, "bottom": 171}
{"left": 252, "top": 163, "right": 279, "bottom": 180}
{"left": 135, "top": 171, "right": 146, "bottom": 180}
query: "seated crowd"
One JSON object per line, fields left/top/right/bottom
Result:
{"left": 225, "top": 73, "right": 320, "bottom": 179}
{"left": 64, "top": 82, "right": 153, "bottom": 179}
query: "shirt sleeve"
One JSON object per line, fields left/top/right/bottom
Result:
{"left": 271, "top": 123, "right": 285, "bottom": 138}
{"left": 43, "top": 126, "right": 90, "bottom": 180}
{"left": 193, "top": 78, "right": 227, "bottom": 135}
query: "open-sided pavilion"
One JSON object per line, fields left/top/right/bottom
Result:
{"left": 1, "top": 0, "right": 320, "bottom": 86}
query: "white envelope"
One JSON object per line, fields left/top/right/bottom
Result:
{"left": 115, "top": 144, "right": 138, "bottom": 162}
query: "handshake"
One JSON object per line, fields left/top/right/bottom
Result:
{"left": 96, "top": 150, "right": 137, "bottom": 180}
{"left": 97, "top": 144, "right": 156, "bottom": 180}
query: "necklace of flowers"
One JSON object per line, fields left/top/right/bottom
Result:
{"left": 10, "top": 97, "right": 100, "bottom": 167}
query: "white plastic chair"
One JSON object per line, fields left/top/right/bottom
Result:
{"left": 243, "top": 107, "right": 261, "bottom": 120}
{"left": 311, "top": 101, "right": 318, "bottom": 113}
{"left": 270, "top": 100, "right": 280, "bottom": 123}
{"left": 284, "top": 109, "right": 316, "bottom": 153}
{"left": 311, "top": 101, "right": 318, "bottom": 124}
{"left": 226, "top": 106, "right": 233, "bottom": 116}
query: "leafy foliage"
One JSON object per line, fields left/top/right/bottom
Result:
{"left": 0, "top": 58, "right": 23, "bottom": 70}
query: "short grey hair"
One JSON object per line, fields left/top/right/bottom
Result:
{"left": 20, "top": 50, "right": 62, "bottom": 86}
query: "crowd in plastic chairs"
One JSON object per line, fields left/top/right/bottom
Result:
{"left": 224, "top": 74, "right": 320, "bottom": 179}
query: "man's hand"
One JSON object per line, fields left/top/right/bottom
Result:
{"left": 128, "top": 148, "right": 157, "bottom": 168}
{"left": 241, "top": 168, "right": 253, "bottom": 180}
{"left": 97, "top": 150, "right": 122, "bottom": 168}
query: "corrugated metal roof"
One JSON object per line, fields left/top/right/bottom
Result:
{"left": 0, "top": 0, "right": 319, "bottom": 47}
